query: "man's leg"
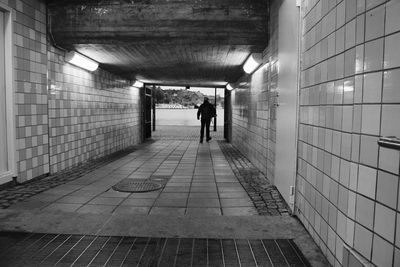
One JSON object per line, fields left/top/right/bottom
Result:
{"left": 200, "top": 119, "right": 205, "bottom": 143}
{"left": 205, "top": 119, "right": 211, "bottom": 141}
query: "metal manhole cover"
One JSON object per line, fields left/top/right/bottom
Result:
{"left": 112, "top": 179, "right": 163, "bottom": 193}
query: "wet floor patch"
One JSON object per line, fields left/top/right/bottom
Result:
{"left": 0, "top": 231, "right": 311, "bottom": 266}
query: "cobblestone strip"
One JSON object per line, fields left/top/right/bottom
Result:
{"left": 0, "top": 147, "right": 137, "bottom": 209}
{"left": 218, "top": 141, "right": 290, "bottom": 216}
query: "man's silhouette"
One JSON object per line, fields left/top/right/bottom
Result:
{"left": 197, "top": 97, "right": 216, "bottom": 143}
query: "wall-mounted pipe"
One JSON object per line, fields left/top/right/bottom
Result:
{"left": 378, "top": 136, "right": 400, "bottom": 150}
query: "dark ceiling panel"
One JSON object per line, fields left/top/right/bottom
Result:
{"left": 48, "top": 0, "right": 269, "bottom": 86}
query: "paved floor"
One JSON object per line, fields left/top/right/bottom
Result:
{"left": 9, "top": 139, "right": 259, "bottom": 216}
{"left": 0, "top": 126, "right": 329, "bottom": 266}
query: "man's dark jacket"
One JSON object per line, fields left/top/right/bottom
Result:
{"left": 197, "top": 101, "right": 216, "bottom": 121}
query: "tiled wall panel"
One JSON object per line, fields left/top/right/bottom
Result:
{"left": 2, "top": 0, "right": 49, "bottom": 182}
{"left": 1, "top": 0, "right": 142, "bottom": 181}
{"left": 231, "top": 1, "right": 279, "bottom": 181}
{"left": 296, "top": 0, "right": 400, "bottom": 266}
{"left": 47, "top": 46, "right": 141, "bottom": 174}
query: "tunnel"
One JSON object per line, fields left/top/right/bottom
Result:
{"left": 0, "top": 0, "right": 399, "bottom": 266}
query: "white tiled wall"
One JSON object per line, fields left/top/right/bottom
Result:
{"left": 231, "top": 62, "right": 277, "bottom": 179}
{"left": 296, "top": 0, "right": 400, "bottom": 266}
{"left": 2, "top": 0, "right": 49, "bottom": 182}
{"left": 230, "top": 0, "right": 280, "bottom": 181}
{"left": 47, "top": 46, "right": 141, "bottom": 174}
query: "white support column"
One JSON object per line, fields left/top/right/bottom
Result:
{"left": 0, "top": 3, "right": 16, "bottom": 184}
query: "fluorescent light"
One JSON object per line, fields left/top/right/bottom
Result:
{"left": 226, "top": 83, "right": 234, "bottom": 90}
{"left": 65, "top": 51, "right": 98, "bottom": 71}
{"left": 132, "top": 80, "right": 144, "bottom": 88}
{"left": 243, "top": 53, "right": 263, "bottom": 74}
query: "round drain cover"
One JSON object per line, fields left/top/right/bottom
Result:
{"left": 112, "top": 179, "right": 163, "bottom": 193}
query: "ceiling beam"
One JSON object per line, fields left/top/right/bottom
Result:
{"left": 48, "top": 0, "right": 268, "bottom": 47}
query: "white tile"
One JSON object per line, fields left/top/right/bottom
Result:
{"left": 383, "top": 69, "right": 400, "bottom": 103}
{"left": 384, "top": 32, "right": 400, "bottom": 69}
{"left": 353, "top": 134, "right": 361, "bottom": 163}
{"left": 335, "top": 53, "right": 344, "bottom": 79}
{"left": 355, "top": 45, "right": 364, "bottom": 74}
{"left": 349, "top": 163, "right": 359, "bottom": 191}
{"left": 357, "top": 165, "right": 376, "bottom": 199}
{"left": 374, "top": 203, "right": 396, "bottom": 242}
{"left": 363, "top": 72, "right": 382, "bottom": 103}
{"left": 334, "top": 80, "right": 344, "bottom": 104}
{"left": 365, "top": 5, "right": 385, "bottom": 41}
{"left": 381, "top": 105, "right": 400, "bottom": 137}
{"left": 366, "top": 0, "right": 386, "bottom": 10}
{"left": 356, "top": 14, "right": 365, "bottom": 44}
{"left": 326, "top": 81, "right": 335, "bottom": 104}
{"left": 343, "top": 78, "right": 354, "bottom": 104}
{"left": 327, "top": 33, "right": 336, "bottom": 57}
{"left": 336, "top": 27, "right": 345, "bottom": 54}
{"left": 336, "top": 1, "right": 346, "bottom": 29}
{"left": 357, "top": 0, "right": 366, "bottom": 14}
{"left": 372, "top": 234, "right": 394, "bottom": 267}
{"left": 346, "top": 218, "right": 355, "bottom": 246}
{"left": 345, "top": 19, "right": 356, "bottom": 49}
{"left": 354, "top": 75, "right": 363, "bottom": 103}
{"left": 379, "top": 147, "right": 400, "bottom": 174}
{"left": 397, "top": 213, "right": 400, "bottom": 247}
{"left": 360, "top": 135, "right": 379, "bottom": 168}
{"left": 363, "top": 38, "right": 384, "bottom": 72}
{"left": 346, "top": 0, "right": 358, "bottom": 22}
{"left": 354, "top": 218, "right": 373, "bottom": 259}
{"left": 356, "top": 194, "right": 375, "bottom": 229}
{"left": 376, "top": 170, "right": 398, "bottom": 209}
{"left": 344, "top": 48, "right": 356, "bottom": 77}
{"left": 361, "top": 105, "right": 381, "bottom": 135}
{"left": 386, "top": 0, "right": 400, "bottom": 34}
{"left": 342, "top": 106, "right": 353, "bottom": 132}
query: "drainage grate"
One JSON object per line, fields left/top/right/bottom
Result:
{"left": 112, "top": 179, "right": 163, "bottom": 193}
{"left": 0, "top": 232, "right": 312, "bottom": 267}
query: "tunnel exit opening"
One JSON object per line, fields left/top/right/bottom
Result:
{"left": 143, "top": 85, "right": 228, "bottom": 141}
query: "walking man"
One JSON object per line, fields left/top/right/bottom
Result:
{"left": 197, "top": 97, "right": 216, "bottom": 143}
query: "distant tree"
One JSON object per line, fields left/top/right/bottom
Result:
{"left": 154, "top": 86, "right": 165, "bottom": 103}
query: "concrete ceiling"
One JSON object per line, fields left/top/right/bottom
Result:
{"left": 47, "top": 0, "right": 269, "bottom": 87}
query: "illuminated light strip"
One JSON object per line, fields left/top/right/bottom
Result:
{"left": 243, "top": 53, "right": 263, "bottom": 74}
{"left": 226, "top": 83, "right": 234, "bottom": 90}
{"left": 65, "top": 51, "right": 99, "bottom": 72}
{"left": 132, "top": 80, "right": 144, "bottom": 88}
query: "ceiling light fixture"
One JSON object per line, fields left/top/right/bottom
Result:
{"left": 132, "top": 80, "right": 144, "bottom": 88}
{"left": 243, "top": 53, "right": 263, "bottom": 74}
{"left": 226, "top": 83, "right": 234, "bottom": 90}
{"left": 65, "top": 51, "right": 99, "bottom": 72}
